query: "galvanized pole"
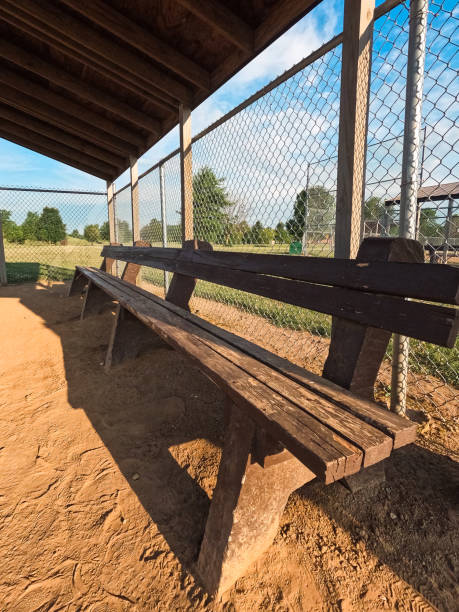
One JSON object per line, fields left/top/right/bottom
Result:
{"left": 159, "top": 164, "right": 169, "bottom": 293}
{"left": 302, "top": 162, "right": 310, "bottom": 255}
{"left": 390, "top": 0, "right": 428, "bottom": 415}
{"left": 0, "top": 218, "right": 7, "bottom": 286}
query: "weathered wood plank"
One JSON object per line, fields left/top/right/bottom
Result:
{"left": 77, "top": 266, "right": 364, "bottom": 482}
{"left": 79, "top": 267, "right": 416, "bottom": 450}
{"left": 180, "top": 105, "right": 193, "bottom": 243}
{"left": 100, "top": 247, "right": 458, "bottom": 347}
{"left": 101, "top": 242, "right": 459, "bottom": 305}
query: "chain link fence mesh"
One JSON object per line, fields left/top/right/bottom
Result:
{"left": 3, "top": 0, "right": 455, "bottom": 425}
{"left": 0, "top": 186, "right": 107, "bottom": 283}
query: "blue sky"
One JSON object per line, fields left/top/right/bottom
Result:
{"left": 0, "top": 0, "right": 342, "bottom": 191}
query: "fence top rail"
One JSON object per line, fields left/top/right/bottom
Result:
{"left": 0, "top": 186, "right": 106, "bottom": 195}
{"left": 133, "top": 0, "right": 402, "bottom": 182}
{"left": 113, "top": 182, "right": 130, "bottom": 196}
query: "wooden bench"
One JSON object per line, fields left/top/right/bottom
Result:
{"left": 68, "top": 237, "right": 459, "bottom": 596}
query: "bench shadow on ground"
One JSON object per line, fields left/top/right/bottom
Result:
{"left": 12, "top": 282, "right": 459, "bottom": 607}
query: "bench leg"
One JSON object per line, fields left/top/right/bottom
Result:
{"left": 80, "top": 280, "right": 115, "bottom": 320}
{"left": 105, "top": 305, "right": 169, "bottom": 370}
{"left": 68, "top": 269, "right": 87, "bottom": 297}
{"left": 197, "top": 404, "right": 315, "bottom": 596}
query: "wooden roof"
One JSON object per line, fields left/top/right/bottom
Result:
{"left": 385, "top": 181, "right": 459, "bottom": 205}
{"left": 0, "top": 0, "right": 320, "bottom": 181}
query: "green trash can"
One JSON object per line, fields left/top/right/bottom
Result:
{"left": 289, "top": 241, "right": 302, "bottom": 254}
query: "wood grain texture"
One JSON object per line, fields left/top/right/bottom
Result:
{"left": 100, "top": 240, "right": 459, "bottom": 304}
{"left": 335, "top": 0, "right": 375, "bottom": 259}
{"left": 180, "top": 105, "right": 193, "bottom": 243}
{"left": 77, "top": 266, "right": 417, "bottom": 450}
{"left": 75, "top": 265, "right": 365, "bottom": 482}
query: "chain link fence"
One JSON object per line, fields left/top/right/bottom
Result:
{"left": 110, "top": 0, "right": 458, "bottom": 424}
{"left": 0, "top": 186, "right": 107, "bottom": 283}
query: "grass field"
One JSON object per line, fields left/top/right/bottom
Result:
{"left": 3, "top": 241, "right": 457, "bottom": 387}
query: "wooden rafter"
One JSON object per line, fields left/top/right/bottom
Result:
{"left": 1, "top": 0, "right": 189, "bottom": 108}
{"left": 0, "top": 66, "right": 141, "bottom": 153}
{"left": 0, "top": 39, "right": 161, "bottom": 133}
{"left": 0, "top": 104, "right": 126, "bottom": 170}
{"left": 0, "top": 118, "right": 118, "bottom": 178}
{"left": 59, "top": 0, "right": 211, "bottom": 91}
{"left": 0, "top": 131, "right": 113, "bottom": 180}
{"left": 176, "top": 0, "right": 253, "bottom": 52}
{"left": 0, "top": 4, "right": 176, "bottom": 115}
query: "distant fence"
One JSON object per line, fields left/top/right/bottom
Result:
{"left": 0, "top": 186, "right": 107, "bottom": 283}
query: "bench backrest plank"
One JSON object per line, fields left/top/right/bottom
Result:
{"left": 102, "top": 239, "right": 459, "bottom": 305}
{"left": 101, "top": 239, "right": 459, "bottom": 348}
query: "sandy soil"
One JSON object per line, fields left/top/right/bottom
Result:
{"left": 0, "top": 282, "right": 458, "bottom": 611}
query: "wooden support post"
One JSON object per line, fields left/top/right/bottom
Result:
{"left": 159, "top": 163, "right": 169, "bottom": 293}
{"left": 105, "top": 304, "right": 168, "bottom": 370}
{"left": 179, "top": 104, "right": 193, "bottom": 243}
{"left": 0, "top": 218, "right": 7, "bottom": 286}
{"left": 121, "top": 239, "right": 150, "bottom": 285}
{"left": 335, "top": 0, "right": 375, "bottom": 259}
{"left": 166, "top": 239, "right": 212, "bottom": 310}
{"left": 323, "top": 237, "right": 424, "bottom": 492}
{"left": 197, "top": 404, "right": 315, "bottom": 596}
{"left": 130, "top": 156, "right": 140, "bottom": 243}
{"left": 80, "top": 280, "right": 115, "bottom": 320}
{"left": 106, "top": 181, "right": 118, "bottom": 276}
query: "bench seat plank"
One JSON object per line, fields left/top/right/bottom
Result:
{"left": 77, "top": 265, "right": 416, "bottom": 449}
{"left": 75, "top": 266, "right": 406, "bottom": 481}
{"left": 81, "top": 267, "right": 393, "bottom": 467}
{"left": 77, "top": 266, "right": 371, "bottom": 483}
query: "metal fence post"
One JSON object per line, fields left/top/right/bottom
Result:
{"left": 159, "top": 163, "right": 169, "bottom": 293}
{"left": 130, "top": 156, "right": 140, "bottom": 243}
{"left": 0, "top": 218, "right": 7, "bottom": 286}
{"left": 390, "top": 0, "right": 428, "bottom": 415}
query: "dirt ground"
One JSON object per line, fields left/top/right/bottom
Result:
{"left": 0, "top": 282, "right": 458, "bottom": 612}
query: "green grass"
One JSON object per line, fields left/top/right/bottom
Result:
{"left": 4, "top": 242, "right": 457, "bottom": 387}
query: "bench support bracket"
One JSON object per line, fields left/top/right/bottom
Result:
{"left": 80, "top": 280, "right": 115, "bottom": 320}
{"left": 68, "top": 269, "right": 87, "bottom": 297}
{"left": 197, "top": 404, "right": 315, "bottom": 596}
{"left": 105, "top": 305, "right": 169, "bottom": 370}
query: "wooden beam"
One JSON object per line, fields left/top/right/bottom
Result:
{"left": 0, "top": 132, "right": 111, "bottom": 180}
{"left": 0, "top": 39, "right": 161, "bottom": 133}
{"left": 176, "top": 0, "right": 253, "bottom": 52}
{"left": 179, "top": 105, "right": 193, "bottom": 243}
{"left": 0, "top": 218, "right": 7, "bottom": 286}
{"left": 255, "top": 0, "right": 320, "bottom": 50}
{"left": 59, "top": 0, "right": 210, "bottom": 90}
{"left": 130, "top": 157, "right": 140, "bottom": 243}
{"left": 0, "top": 4, "right": 176, "bottom": 115}
{"left": 0, "top": 104, "right": 125, "bottom": 170}
{"left": 0, "top": 65, "right": 143, "bottom": 151}
{"left": 106, "top": 182, "right": 116, "bottom": 246}
{"left": 335, "top": 0, "right": 375, "bottom": 258}
{"left": 0, "top": 119, "right": 118, "bottom": 178}
{"left": 1, "top": 0, "right": 189, "bottom": 108}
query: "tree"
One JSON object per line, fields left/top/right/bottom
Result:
{"left": 100, "top": 221, "right": 110, "bottom": 241}
{"left": 37, "top": 207, "right": 66, "bottom": 243}
{"left": 243, "top": 221, "right": 275, "bottom": 245}
{"left": 0, "top": 209, "right": 24, "bottom": 243}
{"left": 116, "top": 220, "right": 131, "bottom": 243}
{"left": 364, "top": 196, "right": 385, "bottom": 221}
{"left": 70, "top": 229, "right": 83, "bottom": 239}
{"left": 84, "top": 224, "right": 101, "bottom": 243}
{"left": 22, "top": 211, "right": 40, "bottom": 241}
{"left": 286, "top": 186, "right": 335, "bottom": 241}
{"left": 140, "top": 218, "right": 162, "bottom": 243}
{"left": 419, "top": 208, "right": 440, "bottom": 238}
{"left": 193, "top": 167, "right": 233, "bottom": 243}
{"left": 274, "top": 221, "right": 290, "bottom": 244}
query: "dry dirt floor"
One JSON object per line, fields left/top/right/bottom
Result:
{"left": 0, "top": 282, "right": 458, "bottom": 612}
